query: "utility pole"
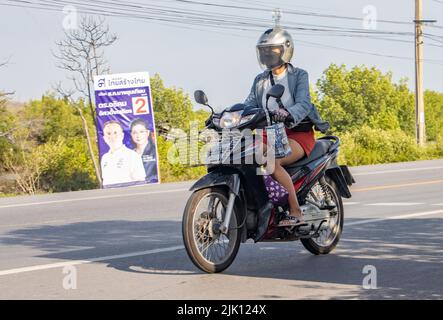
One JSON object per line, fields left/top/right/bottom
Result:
{"left": 414, "top": 0, "right": 437, "bottom": 146}
{"left": 414, "top": 0, "right": 425, "bottom": 146}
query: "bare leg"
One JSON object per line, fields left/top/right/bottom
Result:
{"left": 271, "top": 139, "right": 306, "bottom": 220}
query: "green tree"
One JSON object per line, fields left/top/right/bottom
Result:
{"left": 424, "top": 90, "right": 443, "bottom": 142}
{"left": 151, "top": 74, "right": 195, "bottom": 131}
{"left": 40, "top": 137, "right": 97, "bottom": 192}
{"left": 22, "top": 94, "right": 87, "bottom": 144}
{"left": 4, "top": 138, "right": 63, "bottom": 195}
{"left": 315, "top": 64, "right": 415, "bottom": 134}
{"left": 150, "top": 73, "right": 210, "bottom": 182}
{"left": 0, "top": 59, "right": 17, "bottom": 171}
{"left": 0, "top": 103, "right": 17, "bottom": 171}
{"left": 1, "top": 94, "right": 99, "bottom": 194}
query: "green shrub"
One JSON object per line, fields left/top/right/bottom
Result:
{"left": 338, "top": 126, "right": 422, "bottom": 166}
{"left": 156, "top": 135, "right": 206, "bottom": 183}
{"left": 40, "top": 137, "right": 97, "bottom": 192}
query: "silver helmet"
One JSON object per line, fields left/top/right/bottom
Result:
{"left": 256, "top": 27, "right": 294, "bottom": 70}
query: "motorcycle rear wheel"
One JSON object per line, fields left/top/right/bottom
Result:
{"left": 300, "top": 177, "right": 344, "bottom": 255}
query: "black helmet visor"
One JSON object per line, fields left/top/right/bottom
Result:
{"left": 257, "top": 45, "right": 284, "bottom": 70}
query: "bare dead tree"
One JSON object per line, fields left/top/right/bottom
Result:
{"left": 53, "top": 15, "right": 117, "bottom": 187}
{"left": 53, "top": 15, "right": 117, "bottom": 126}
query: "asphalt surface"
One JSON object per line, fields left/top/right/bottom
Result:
{"left": 0, "top": 159, "right": 442, "bottom": 300}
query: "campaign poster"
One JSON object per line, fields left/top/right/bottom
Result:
{"left": 94, "top": 72, "right": 160, "bottom": 188}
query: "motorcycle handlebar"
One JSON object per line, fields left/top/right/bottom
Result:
{"left": 285, "top": 114, "right": 294, "bottom": 123}
{"left": 269, "top": 110, "right": 294, "bottom": 126}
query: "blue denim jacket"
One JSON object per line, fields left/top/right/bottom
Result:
{"left": 244, "top": 64, "right": 329, "bottom": 133}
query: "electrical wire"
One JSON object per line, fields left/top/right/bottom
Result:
{"left": 2, "top": 0, "right": 443, "bottom": 65}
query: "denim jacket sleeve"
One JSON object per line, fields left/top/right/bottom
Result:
{"left": 244, "top": 74, "right": 260, "bottom": 108}
{"left": 285, "top": 69, "right": 313, "bottom": 129}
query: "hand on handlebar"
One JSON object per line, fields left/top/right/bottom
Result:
{"left": 270, "top": 109, "right": 294, "bottom": 124}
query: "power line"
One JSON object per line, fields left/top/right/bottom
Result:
{"left": 1, "top": 0, "right": 443, "bottom": 65}
{"left": 297, "top": 39, "right": 443, "bottom": 65}
{"left": 167, "top": 0, "right": 415, "bottom": 26}
{"left": 425, "top": 33, "right": 443, "bottom": 43}
{"left": 0, "top": 0, "right": 430, "bottom": 38}
{"left": 1, "top": 0, "right": 418, "bottom": 37}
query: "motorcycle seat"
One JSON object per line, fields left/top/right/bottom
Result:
{"left": 284, "top": 139, "right": 333, "bottom": 169}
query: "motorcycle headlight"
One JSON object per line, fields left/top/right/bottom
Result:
{"left": 220, "top": 111, "right": 242, "bottom": 128}
{"left": 219, "top": 112, "right": 256, "bottom": 129}
{"left": 239, "top": 114, "right": 255, "bottom": 125}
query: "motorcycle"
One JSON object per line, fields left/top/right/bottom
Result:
{"left": 182, "top": 84, "right": 355, "bottom": 273}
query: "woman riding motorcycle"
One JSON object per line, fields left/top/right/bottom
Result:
{"left": 244, "top": 27, "right": 329, "bottom": 227}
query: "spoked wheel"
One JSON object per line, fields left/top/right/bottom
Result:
{"left": 182, "top": 187, "right": 241, "bottom": 273}
{"left": 301, "top": 177, "right": 344, "bottom": 255}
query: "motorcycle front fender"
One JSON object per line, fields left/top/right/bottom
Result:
{"left": 190, "top": 169, "right": 248, "bottom": 242}
{"left": 190, "top": 170, "right": 241, "bottom": 196}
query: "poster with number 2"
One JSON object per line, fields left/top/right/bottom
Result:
{"left": 94, "top": 72, "right": 160, "bottom": 188}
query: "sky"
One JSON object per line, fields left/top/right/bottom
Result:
{"left": 0, "top": 0, "right": 442, "bottom": 111}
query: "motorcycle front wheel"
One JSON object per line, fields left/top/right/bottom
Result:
{"left": 182, "top": 187, "right": 241, "bottom": 273}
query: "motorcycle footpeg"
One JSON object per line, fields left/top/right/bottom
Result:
{"left": 319, "top": 204, "right": 336, "bottom": 210}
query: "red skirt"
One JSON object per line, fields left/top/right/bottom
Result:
{"left": 262, "top": 128, "right": 315, "bottom": 157}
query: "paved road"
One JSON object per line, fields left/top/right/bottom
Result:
{"left": 0, "top": 159, "right": 442, "bottom": 299}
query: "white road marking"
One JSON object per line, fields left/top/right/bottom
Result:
{"left": 0, "top": 217, "right": 182, "bottom": 229}
{"left": 352, "top": 180, "right": 443, "bottom": 192}
{"left": 1, "top": 209, "right": 443, "bottom": 277}
{"left": 366, "top": 202, "right": 424, "bottom": 206}
{"left": 0, "top": 218, "right": 96, "bottom": 229}
{"left": 432, "top": 203, "right": 443, "bottom": 206}
{"left": 0, "top": 188, "right": 189, "bottom": 210}
{"left": 0, "top": 245, "right": 184, "bottom": 276}
{"left": 345, "top": 209, "right": 443, "bottom": 226}
{"left": 352, "top": 166, "right": 443, "bottom": 176}
{"left": 343, "top": 202, "right": 360, "bottom": 205}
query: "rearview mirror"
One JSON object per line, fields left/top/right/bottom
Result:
{"left": 266, "top": 84, "right": 285, "bottom": 100}
{"left": 194, "top": 90, "right": 208, "bottom": 105}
